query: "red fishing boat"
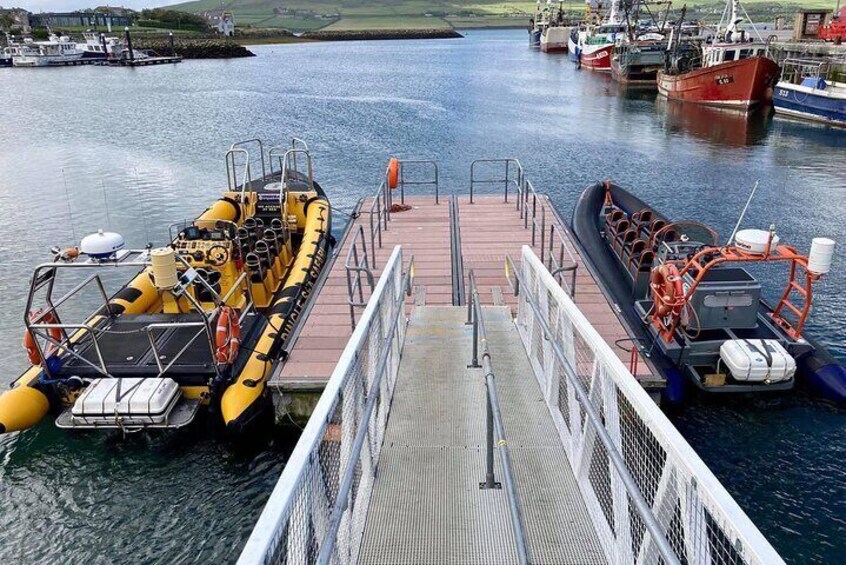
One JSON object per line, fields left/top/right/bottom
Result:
{"left": 657, "top": 0, "right": 780, "bottom": 109}
{"left": 569, "top": 0, "right": 626, "bottom": 71}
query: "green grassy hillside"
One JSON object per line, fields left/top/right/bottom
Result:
{"left": 165, "top": 0, "right": 835, "bottom": 32}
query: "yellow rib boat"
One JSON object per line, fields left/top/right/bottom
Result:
{"left": 0, "top": 138, "right": 333, "bottom": 434}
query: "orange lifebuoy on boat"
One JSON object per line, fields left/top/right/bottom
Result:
{"left": 651, "top": 263, "right": 684, "bottom": 317}
{"left": 24, "top": 309, "right": 61, "bottom": 365}
{"left": 387, "top": 158, "right": 399, "bottom": 189}
{"left": 215, "top": 306, "right": 241, "bottom": 365}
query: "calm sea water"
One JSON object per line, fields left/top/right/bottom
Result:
{"left": 0, "top": 29, "right": 843, "bottom": 563}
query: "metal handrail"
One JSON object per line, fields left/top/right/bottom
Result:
{"left": 225, "top": 147, "right": 253, "bottom": 196}
{"left": 344, "top": 225, "right": 375, "bottom": 328}
{"left": 520, "top": 179, "right": 579, "bottom": 297}
{"left": 315, "top": 254, "right": 414, "bottom": 565}
{"left": 469, "top": 158, "right": 524, "bottom": 204}
{"left": 280, "top": 148, "right": 315, "bottom": 195}
{"left": 547, "top": 222, "right": 579, "bottom": 298}
{"left": 367, "top": 180, "right": 390, "bottom": 268}
{"left": 394, "top": 159, "right": 439, "bottom": 204}
{"left": 230, "top": 138, "right": 267, "bottom": 181}
{"left": 466, "top": 269, "right": 529, "bottom": 565}
{"left": 505, "top": 254, "right": 681, "bottom": 565}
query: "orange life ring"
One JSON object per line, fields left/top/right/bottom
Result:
{"left": 24, "top": 309, "right": 61, "bottom": 365}
{"left": 387, "top": 158, "right": 399, "bottom": 190}
{"left": 215, "top": 306, "right": 241, "bottom": 365}
{"left": 651, "top": 263, "right": 684, "bottom": 317}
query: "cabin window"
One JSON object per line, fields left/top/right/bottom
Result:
{"left": 738, "top": 49, "right": 752, "bottom": 60}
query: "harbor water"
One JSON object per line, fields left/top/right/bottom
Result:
{"left": 0, "top": 29, "right": 843, "bottom": 563}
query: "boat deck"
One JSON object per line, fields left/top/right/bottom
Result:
{"left": 271, "top": 192, "right": 662, "bottom": 393}
{"left": 358, "top": 306, "right": 606, "bottom": 564}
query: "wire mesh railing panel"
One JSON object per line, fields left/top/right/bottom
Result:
{"left": 514, "top": 245, "right": 784, "bottom": 565}
{"left": 238, "top": 247, "right": 408, "bottom": 565}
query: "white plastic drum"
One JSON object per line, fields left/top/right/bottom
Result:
{"left": 808, "top": 237, "right": 835, "bottom": 275}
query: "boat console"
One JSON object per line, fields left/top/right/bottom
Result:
{"left": 0, "top": 137, "right": 334, "bottom": 435}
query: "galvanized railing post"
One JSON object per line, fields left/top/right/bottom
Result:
{"left": 482, "top": 392, "right": 499, "bottom": 489}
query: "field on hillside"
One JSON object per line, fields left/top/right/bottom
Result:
{"left": 166, "top": 0, "right": 834, "bottom": 32}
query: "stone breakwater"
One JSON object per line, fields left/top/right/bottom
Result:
{"left": 133, "top": 39, "right": 255, "bottom": 59}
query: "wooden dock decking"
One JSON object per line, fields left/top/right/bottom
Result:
{"left": 271, "top": 192, "right": 660, "bottom": 393}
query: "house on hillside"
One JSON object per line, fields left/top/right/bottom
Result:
{"left": 209, "top": 11, "right": 235, "bottom": 37}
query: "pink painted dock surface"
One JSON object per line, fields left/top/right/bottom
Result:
{"left": 272, "top": 194, "right": 658, "bottom": 391}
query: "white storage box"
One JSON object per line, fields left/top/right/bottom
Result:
{"left": 719, "top": 339, "right": 796, "bottom": 383}
{"left": 72, "top": 378, "right": 181, "bottom": 425}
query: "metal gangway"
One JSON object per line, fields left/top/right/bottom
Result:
{"left": 239, "top": 243, "right": 784, "bottom": 565}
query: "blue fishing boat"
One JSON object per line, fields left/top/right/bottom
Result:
{"left": 774, "top": 59, "right": 846, "bottom": 127}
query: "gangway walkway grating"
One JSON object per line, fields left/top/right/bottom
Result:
{"left": 241, "top": 159, "right": 785, "bottom": 565}
{"left": 358, "top": 306, "right": 606, "bottom": 565}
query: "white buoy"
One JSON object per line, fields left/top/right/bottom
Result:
{"left": 808, "top": 238, "right": 835, "bottom": 275}
{"left": 80, "top": 230, "right": 125, "bottom": 259}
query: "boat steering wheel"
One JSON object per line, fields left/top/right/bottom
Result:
{"left": 206, "top": 245, "right": 230, "bottom": 267}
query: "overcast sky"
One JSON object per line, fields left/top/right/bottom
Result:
{"left": 8, "top": 1, "right": 174, "bottom": 12}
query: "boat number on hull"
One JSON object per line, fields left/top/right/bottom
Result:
{"left": 777, "top": 89, "right": 789, "bottom": 97}
{"left": 715, "top": 75, "right": 734, "bottom": 86}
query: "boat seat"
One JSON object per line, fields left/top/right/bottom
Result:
{"left": 254, "top": 241, "right": 274, "bottom": 273}
{"left": 615, "top": 228, "right": 638, "bottom": 256}
{"left": 605, "top": 209, "right": 625, "bottom": 238}
{"left": 633, "top": 209, "right": 653, "bottom": 228}
{"left": 637, "top": 250, "right": 655, "bottom": 272}
{"left": 246, "top": 252, "right": 265, "bottom": 283}
{"left": 610, "top": 218, "right": 630, "bottom": 242}
{"left": 627, "top": 239, "right": 648, "bottom": 268}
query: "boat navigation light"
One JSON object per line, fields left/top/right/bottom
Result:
{"left": 808, "top": 238, "right": 835, "bottom": 275}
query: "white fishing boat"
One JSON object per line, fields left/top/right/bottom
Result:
{"left": 78, "top": 31, "right": 123, "bottom": 60}
{"left": 13, "top": 34, "right": 84, "bottom": 67}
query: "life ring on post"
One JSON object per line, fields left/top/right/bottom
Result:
{"left": 24, "top": 309, "right": 61, "bottom": 365}
{"left": 651, "top": 263, "right": 684, "bottom": 317}
{"left": 387, "top": 157, "right": 399, "bottom": 190}
{"left": 215, "top": 306, "right": 241, "bottom": 365}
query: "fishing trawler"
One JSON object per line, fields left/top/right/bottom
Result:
{"left": 528, "top": 0, "right": 550, "bottom": 49}
{"left": 0, "top": 138, "right": 333, "bottom": 435}
{"left": 657, "top": 0, "right": 779, "bottom": 109}
{"left": 540, "top": 2, "right": 569, "bottom": 52}
{"left": 569, "top": 0, "right": 626, "bottom": 71}
{"left": 571, "top": 181, "right": 845, "bottom": 403}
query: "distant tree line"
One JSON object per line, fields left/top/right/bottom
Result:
{"left": 136, "top": 8, "right": 209, "bottom": 31}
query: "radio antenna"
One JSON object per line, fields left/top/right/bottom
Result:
{"left": 727, "top": 180, "right": 759, "bottom": 246}
{"left": 101, "top": 180, "right": 112, "bottom": 229}
{"left": 61, "top": 168, "right": 77, "bottom": 242}
{"left": 132, "top": 168, "right": 152, "bottom": 246}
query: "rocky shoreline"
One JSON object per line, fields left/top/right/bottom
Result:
{"left": 300, "top": 29, "right": 463, "bottom": 41}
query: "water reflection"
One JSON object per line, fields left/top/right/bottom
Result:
{"left": 654, "top": 96, "right": 771, "bottom": 147}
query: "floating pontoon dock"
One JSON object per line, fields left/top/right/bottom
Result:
{"left": 272, "top": 161, "right": 663, "bottom": 420}
{"left": 245, "top": 160, "right": 784, "bottom": 565}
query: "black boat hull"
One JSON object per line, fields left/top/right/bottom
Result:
{"left": 571, "top": 181, "right": 846, "bottom": 404}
